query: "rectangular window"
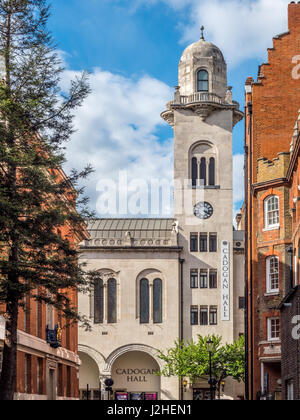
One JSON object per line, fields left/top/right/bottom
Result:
{"left": 200, "top": 270, "right": 208, "bottom": 289}
{"left": 57, "top": 363, "right": 63, "bottom": 397}
{"left": 209, "top": 234, "right": 217, "bottom": 252}
{"left": 239, "top": 297, "right": 245, "bottom": 309}
{"left": 190, "top": 307, "right": 198, "bottom": 325}
{"left": 190, "top": 270, "right": 199, "bottom": 289}
{"left": 209, "top": 307, "right": 218, "bottom": 325}
{"left": 268, "top": 318, "right": 280, "bottom": 341}
{"left": 200, "top": 233, "right": 208, "bottom": 252}
{"left": 266, "top": 256, "right": 279, "bottom": 293}
{"left": 67, "top": 366, "right": 71, "bottom": 398}
{"left": 287, "top": 380, "right": 294, "bottom": 401}
{"left": 190, "top": 234, "right": 198, "bottom": 252}
{"left": 200, "top": 307, "right": 208, "bottom": 325}
{"left": 209, "top": 270, "right": 218, "bottom": 289}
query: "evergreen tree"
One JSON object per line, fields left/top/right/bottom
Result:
{"left": 0, "top": 0, "right": 93, "bottom": 400}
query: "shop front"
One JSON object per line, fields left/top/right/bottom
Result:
{"left": 111, "top": 351, "right": 161, "bottom": 401}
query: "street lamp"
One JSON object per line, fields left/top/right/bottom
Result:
{"left": 207, "top": 339, "right": 217, "bottom": 400}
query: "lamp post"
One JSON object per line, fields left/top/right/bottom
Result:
{"left": 207, "top": 339, "right": 217, "bottom": 400}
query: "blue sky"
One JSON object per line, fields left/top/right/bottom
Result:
{"left": 47, "top": 0, "right": 291, "bottom": 217}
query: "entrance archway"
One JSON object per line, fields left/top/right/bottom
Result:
{"left": 111, "top": 351, "right": 161, "bottom": 400}
{"left": 78, "top": 352, "right": 100, "bottom": 400}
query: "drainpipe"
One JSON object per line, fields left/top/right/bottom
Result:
{"left": 244, "top": 104, "right": 249, "bottom": 401}
{"left": 179, "top": 257, "right": 185, "bottom": 400}
{"left": 247, "top": 101, "right": 254, "bottom": 400}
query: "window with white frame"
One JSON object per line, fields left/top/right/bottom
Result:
{"left": 267, "top": 317, "right": 280, "bottom": 341}
{"left": 266, "top": 256, "right": 279, "bottom": 293}
{"left": 264, "top": 195, "right": 279, "bottom": 229}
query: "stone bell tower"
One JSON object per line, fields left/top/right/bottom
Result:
{"left": 161, "top": 30, "right": 243, "bottom": 350}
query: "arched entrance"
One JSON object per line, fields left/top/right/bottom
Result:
{"left": 78, "top": 352, "right": 100, "bottom": 400}
{"left": 111, "top": 351, "right": 161, "bottom": 400}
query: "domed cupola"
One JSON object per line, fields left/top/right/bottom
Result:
{"left": 161, "top": 27, "right": 243, "bottom": 127}
{"left": 178, "top": 28, "right": 227, "bottom": 98}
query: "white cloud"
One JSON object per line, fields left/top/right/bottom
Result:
{"left": 61, "top": 68, "right": 174, "bottom": 216}
{"left": 134, "top": 0, "right": 290, "bottom": 66}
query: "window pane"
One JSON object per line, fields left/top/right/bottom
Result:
{"left": 209, "top": 270, "right": 218, "bottom": 289}
{"left": 200, "top": 270, "right": 208, "bottom": 288}
{"left": 265, "top": 196, "right": 279, "bottom": 227}
{"left": 200, "top": 308, "right": 208, "bottom": 325}
{"left": 197, "top": 70, "right": 209, "bottom": 92}
{"left": 190, "top": 234, "right": 198, "bottom": 252}
{"left": 209, "top": 234, "right": 217, "bottom": 252}
{"left": 209, "top": 158, "right": 215, "bottom": 186}
{"left": 200, "top": 158, "right": 207, "bottom": 186}
{"left": 200, "top": 234, "right": 208, "bottom": 252}
{"left": 153, "top": 279, "right": 162, "bottom": 324}
{"left": 140, "top": 279, "right": 149, "bottom": 324}
{"left": 107, "top": 278, "right": 117, "bottom": 324}
{"left": 209, "top": 307, "right": 218, "bottom": 325}
{"left": 190, "top": 270, "right": 198, "bottom": 288}
{"left": 94, "top": 278, "right": 104, "bottom": 324}
{"left": 192, "top": 157, "right": 198, "bottom": 187}
{"left": 191, "top": 307, "right": 198, "bottom": 325}
{"left": 267, "top": 256, "right": 279, "bottom": 291}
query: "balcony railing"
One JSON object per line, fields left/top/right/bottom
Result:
{"left": 172, "top": 92, "right": 223, "bottom": 106}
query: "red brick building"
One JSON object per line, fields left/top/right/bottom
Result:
{"left": 0, "top": 167, "right": 88, "bottom": 400}
{"left": 245, "top": 2, "right": 300, "bottom": 400}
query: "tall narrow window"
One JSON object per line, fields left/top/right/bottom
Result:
{"left": 209, "top": 270, "right": 218, "bottom": 289}
{"left": 200, "top": 158, "right": 207, "bottom": 186}
{"left": 200, "top": 233, "right": 208, "bottom": 252}
{"left": 266, "top": 256, "right": 279, "bottom": 293}
{"left": 268, "top": 318, "right": 280, "bottom": 341}
{"left": 197, "top": 70, "right": 209, "bottom": 92}
{"left": 200, "top": 270, "right": 208, "bottom": 289}
{"left": 94, "top": 278, "right": 104, "bottom": 324}
{"left": 200, "top": 307, "right": 208, "bottom": 325}
{"left": 191, "top": 307, "right": 198, "bottom": 325}
{"left": 190, "top": 270, "right": 199, "bottom": 288}
{"left": 209, "top": 233, "right": 217, "bottom": 252}
{"left": 209, "top": 307, "right": 218, "bottom": 325}
{"left": 140, "top": 279, "right": 150, "bottom": 324}
{"left": 190, "top": 234, "right": 198, "bottom": 252}
{"left": 209, "top": 157, "right": 215, "bottom": 186}
{"left": 37, "top": 358, "right": 43, "bottom": 395}
{"left": 107, "top": 278, "right": 117, "bottom": 324}
{"left": 153, "top": 279, "right": 163, "bottom": 324}
{"left": 192, "top": 157, "right": 198, "bottom": 187}
{"left": 264, "top": 196, "right": 279, "bottom": 229}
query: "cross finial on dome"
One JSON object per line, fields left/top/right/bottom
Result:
{"left": 200, "top": 26, "right": 205, "bottom": 40}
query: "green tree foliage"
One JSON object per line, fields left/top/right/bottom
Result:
{"left": 158, "top": 335, "right": 245, "bottom": 397}
{"left": 0, "top": 0, "right": 93, "bottom": 399}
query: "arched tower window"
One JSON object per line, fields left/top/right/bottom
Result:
{"left": 209, "top": 157, "right": 215, "bottom": 186}
{"left": 153, "top": 279, "right": 163, "bottom": 324}
{"left": 200, "top": 158, "right": 207, "bottom": 186}
{"left": 140, "top": 278, "right": 150, "bottom": 324}
{"left": 192, "top": 157, "right": 198, "bottom": 187}
{"left": 107, "top": 278, "right": 117, "bottom": 324}
{"left": 94, "top": 278, "right": 104, "bottom": 324}
{"left": 197, "top": 69, "right": 209, "bottom": 92}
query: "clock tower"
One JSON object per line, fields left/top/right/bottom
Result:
{"left": 161, "top": 33, "right": 243, "bottom": 346}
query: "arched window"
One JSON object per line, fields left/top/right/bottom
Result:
{"left": 107, "top": 278, "right": 117, "bottom": 324}
{"left": 197, "top": 70, "right": 209, "bottom": 92}
{"left": 153, "top": 279, "right": 162, "bottom": 324}
{"left": 209, "top": 157, "right": 215, "bottom": 186}
{"left": 94, "top": 278, "right": 104, "bottom": 324}
{"left": 200, "top": 158, "right": 207, "bottom": 186}
{"left": 266, "top": 256, "right": 279, "bottom": 293}
{"left": 140, "top": 279, "right": 149, "bottom": 324}
{"left": 264, "top": 196, "right": 279, "bottom": 229}
{"left": 192, "top": 157, "right": 198, "bottom": 187}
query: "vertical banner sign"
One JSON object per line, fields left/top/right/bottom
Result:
{"left": 221, "top": 241, "right": 230, "bottom": 321}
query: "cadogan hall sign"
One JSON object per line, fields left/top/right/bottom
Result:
{"left": 221, "top": 241, "right": 230, "bottom": 321}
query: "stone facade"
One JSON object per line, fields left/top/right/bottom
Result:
{"left": 78, "top": 36, "right": 245, "bottom": 401}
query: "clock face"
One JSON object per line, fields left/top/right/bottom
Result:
{"left": 194, "top": 202, "right": 214, "bottom": 220}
